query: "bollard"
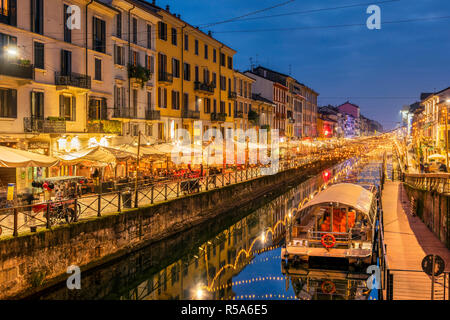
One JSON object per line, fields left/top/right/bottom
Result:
{"left": 13, "top": 208, "right": 18, "bottom": 237}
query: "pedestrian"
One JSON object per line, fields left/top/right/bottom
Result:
{"left": 22, "top": 188, "right": 38, "bottom": 225}
{"left": 419, "top": 163, "right": 424, "bottom": 173}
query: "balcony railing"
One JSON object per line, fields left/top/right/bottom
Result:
{"left": 234, "top": 110, "right": 243, "bottom": 118}
{"left": 55, "top": 72, "right": 91, "bottom": 89}
{"left": 113, "top": 108, "right": 138, "bottom": 119}
{"left": 194, "top": 81, "right": 215, "bottom": 94}
{"left": 182, "top": 109, "right": 200, "bottom": 119}
{"left": 0, "top": 61, "right": 34, "bottom": 80}
{"left": 145, "top": 110, "right": 160, "bottom": 120}
{"left": 158, "top": 72, "right": 173, "bottom": 84}
{"left": 24, "top": 117, "right": 66, "bottom": 133}
{"left": 211, "top": 112, "right": 227, "bottom": 122}
{"left": 288, "top": 117, "right": 295, "bottom": 123}
{"left": 228, "top": 91, "right": 237, "bottom": 99}
{"left": 87, "top": 120, "right": 122, "bottom": 134}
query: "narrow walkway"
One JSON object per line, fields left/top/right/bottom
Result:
{"left": 382, "top": 181, "right": 450, "bottom": 300}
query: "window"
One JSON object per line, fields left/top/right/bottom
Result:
{"left": 146, "top": 123, "right": 153, "bottom": 136}
{"left": 147, "top": 25, "right": 152, "bottom": 49}
{"left": 158, "top": 53, "right": 167, "bottom": 73}
{"left": 220, "top": 53, "right": 225, "bottom": 66}
{"left": 34, "top": 42, "right": 44, "bottom": 69}
{"left": 220, "top": 76, "right": 226, "bottom": 91}
{"left": 204, "top": 44, "right": 208, "bottom": 59}
{"left": 131, "top": 50, "right": 139, "bottom": 66}
{"left": 132, "top": 89, "right": 138, "bottom": 116}
{"left": 93, "top": 17, "right": 106, "bottom": 53}
{"left": 183, "top": 93, "right": 189, "bottom": 110}
{"left": 0, "top": 0, "right": 16, "bottom": 26}
{"left": 147, "top": 92, "right": 152, "bottom": 110}
{"left": 0, "top": 88, "right": 16, "bottom": 118}
{"left": 145, "top": 54, "right": 154, "bottom": 72}
{"left": 227, "top": 56, "right": 232, "bottom": 69}
{"left": 158, "top": 22, "right": 167, "bottom": 40}
{"left": 116, "top": 12, "right": 122, "bottom": 38}
{"left": 194, "top": 39, "right": 199, "bottom": 55}
{"left": 220, "top": 101, "right": 225, "bottom": 113}
{"left": 132, "top": 18, "right": 137, "bottom": 44}
{"left": 88, "top": 98, "right": 107, "bottom": 120}
{"left": 59, "top": 95, "right": 76, "bottom": 121}
{"left": 212, "top": 73, "right": 216, "bottom": 87}
{"left": 228, "top": 103, "right": 231, "bottom": 117}
{"left": 31, "top": 0, "right": 43, "bottom": 34}
{"left": 213, "top": 99, "right": 217, "bottom": 113}
{"left": 184, "top": 34, "right": 188, "bottom": 51}
{"left": 171, "top": 28, "right": 177, "bottom": 45}
{"left": 203, "top": 69, "right": 209, "bottom": 83}
{"left": 114, "top": 86, "right": 126, "bottom": 110}
{"left": 31, "top": 91, "right": 44, "bottom": 118}
{"left": 171, "top": 90, "right": 180, "bottom": 110}
{"left": 195, "top": 96, "right": 199, "bottom": 111}
{"left": 204, "top": 98, "right": 211, "bottom": 113}
{"left": 194, "top": 66, "right": 199, "bottom": 82}
{"left": 213, "top": 49, "right": 216, "bottom": 63}
{"left": 94, "top": 58, "right": 102, "bottom": 81}
{"left": 172, "top": 58, "right": 180, "bottom": 78}
{"left": 114, "top": 45, "right": 125, "bottom": 66}
{"left": 183, "top": 63, "right": 190, "bottom": 81}
{"left": 158, "top": 87, "right": 167, "bottom": 108}
{"left": 61, "top": 50, "right": 72, "bottom": 75}
{"left": 158, "top": 123, "right": 165, "bottom": 140}
{"left": 63, "top": 4, "right": 71, "bottom": 42}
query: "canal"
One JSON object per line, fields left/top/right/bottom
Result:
{"left": 29, "top": 147, "right": 389, "bottom": 301}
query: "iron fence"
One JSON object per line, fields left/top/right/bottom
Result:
{"left": 0, "top": 157, "right": 317, "bottom": 238}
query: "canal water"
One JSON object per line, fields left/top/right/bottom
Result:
{"left": 31, "top": 147, "right": 388, "bottom": 301}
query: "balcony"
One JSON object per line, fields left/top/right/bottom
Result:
{"left": 128, "top": 64, "right": 152, "bottom": 87}
{"left": 194, "top": 81, "right": 215, "bottom": 94}
{"left": 234, "top": 110, "right": 243, "bottom": 118}
{"left": 288, "top": 117, "right": 295, "bottom": 124}
{"left": 55, "top": 72, "right": 91, "bottom": 89}
{"left": 211, "top": 112, "right": 227, "bottom": 122}
{"left": 87, "top": 120, "right": 122, "bottom": 134}
{"left": 158, "top": 72, "right": 173, "bottom": 84}
{"left": 0, "top": 60, "right": 34, "bottom": 80}
{"left": 228, "top": 91, "right": 237, "bottom": 100}
{"left": 113, "top": 108, "right": 138, "bottom": 119}
{"left": 145, "top": 110, "right": 160, "bottom": 120}
{"left": 182, "top": 109, "right": 200, "bottom": 119}
{"left": 24, "top": 117, "right": 66, "bottom": 133}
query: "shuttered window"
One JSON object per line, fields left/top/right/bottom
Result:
{"left": 94, "top": 58, "right": 102, "bottom": 81}
{"left": 59, "top": 95, "right": 76, "bottom": 121}
{"left": 31, "top": 0, "right": 43, "bottom": 34}
{"left": 63, "top": 4, "right": 71, "bottom": 43}
{"left": 34, "top": 42, "right": 44, "bottom": 69}
{"left": 0, "top": 88, "right": 17, "bottom": 118}
{"left": 93, "top": 17, "right": 106, "bottom": 53}
{"left": 30, "top": 91, "right": 44, "bottom": 119}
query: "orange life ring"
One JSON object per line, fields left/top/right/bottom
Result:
{"left": 321, "top": 280, "right": 336, "bottom": 294}
{"left": 321, "top": 233, "right": 336, "bottom": 249}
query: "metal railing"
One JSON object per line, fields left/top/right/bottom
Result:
{"left": 113, "top": 108, "right": 138, "bottom": 119}
{"left": 228, "top": 91, "right": 237, "bottom": 99}
{"left": 0, "top": 61, "right": 34, "bottom": 79}
{"left": 55, "top": 71, "right": 91, "bottom": 89}
{"left": 158, "top": 72, "right": 173, "bottom": 83}
{"left": 182, "top": 109, "right": 200, "bottom": 119}
{"left": 194, "top": 81, "right": 215, "bottom": 94}
{"left": 145, "top": 110, "right": 161, "bottom": 120}
{"left": 211, "top": 112, "right": 227, "bottom": 122}
{"left": 0, "top": 156, "right": 319, "bottom": 238}
{"left": 23, "top": 117, "right": 66, "bottom": 133}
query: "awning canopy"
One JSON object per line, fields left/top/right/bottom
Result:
{"left": 57, "top": 146, "right": 136, "bottom": 166}
{"left": 300, "top": 183, "right": 374, "bottom": 216}
{"left": 0, "top": 146, "right": 60, "bottom": 168}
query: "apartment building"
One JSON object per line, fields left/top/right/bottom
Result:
{"left": 232, "top": 71, "right": 254, "bottom": 135}
{"left": 154, "top": 5, "right": 236, "bottom": 143}
{"left": 103, "top": 0, "right": 160, "bottom": 143}
{"left": 301, "top": 85, "right": 319, "bottom": 138}
{"left": 0, "top": 0, "right": 117, "bottom": 188}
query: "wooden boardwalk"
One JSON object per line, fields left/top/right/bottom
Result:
{"left": 382, "top": 181, "right": 450, "bottom": 300}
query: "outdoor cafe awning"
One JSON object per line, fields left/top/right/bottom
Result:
{"left": 57, "top": 146, "right": 136, "bottom": 166}
{"left": 0, "top": 146, "right": 60, "bottom": 168}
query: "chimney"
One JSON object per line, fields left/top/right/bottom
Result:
{"left": 166, "top": 5, "right": 170, "bottom": 12}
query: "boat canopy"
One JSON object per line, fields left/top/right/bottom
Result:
{"left": 300, "top": 183, "right": 374, "bottom": 216}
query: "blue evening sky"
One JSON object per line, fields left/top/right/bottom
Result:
{"left": 151, "top": 0, "right": 450, "bottom": 130}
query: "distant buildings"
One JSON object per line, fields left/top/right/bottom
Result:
{"left": 318, "top": 102, "right": 382, "bottom": 138}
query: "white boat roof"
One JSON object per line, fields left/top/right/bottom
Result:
{"left": 301, "top": 183, "right": 374, "bottom": 215}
